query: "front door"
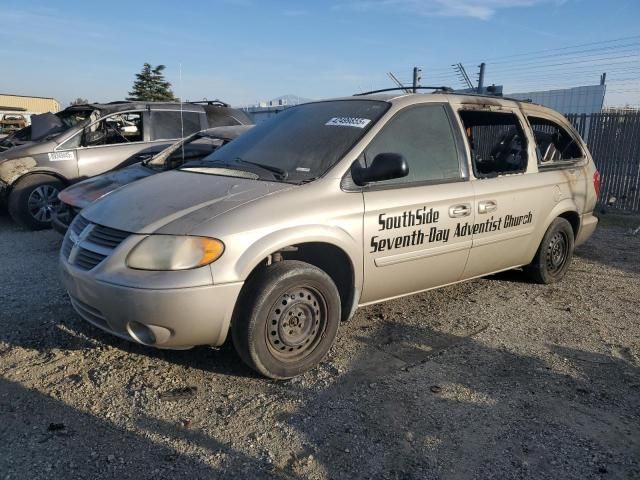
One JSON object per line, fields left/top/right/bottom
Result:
{"left": 75, "top": 110, "right": 149, "bottom": 178}
{"left": 359, "top": 103, "right": 475, "bottom": 304}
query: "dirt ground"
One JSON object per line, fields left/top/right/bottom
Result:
{"left": 0, "top": 210, "right": 639, "bottom": 480}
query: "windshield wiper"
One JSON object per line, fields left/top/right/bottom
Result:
{"left": 233, "top": 157, "right": 288, "bottom": 180}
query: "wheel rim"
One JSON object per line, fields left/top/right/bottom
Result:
{"left": 546, "top": 231, "right": 568, "bottom": 273}
{"left": 27, "top": 185, "right": 61, "bottom": 223}
{"left": 266, "top": 286, "right": 327, "bottom": 361}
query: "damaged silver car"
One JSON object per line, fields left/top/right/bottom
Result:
{"left": 0, "top": 101, "right": 252, "bottom": 229}
{"left": 52, "top": 124, "right": 253, "bottom": 233}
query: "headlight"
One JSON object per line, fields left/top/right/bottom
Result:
{"left": 126, "top": 235, "right": 224, "bottom": 271}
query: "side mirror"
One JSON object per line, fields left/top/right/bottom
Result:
{"left": 351, "top": 153, "right": 409, "bottom": 186}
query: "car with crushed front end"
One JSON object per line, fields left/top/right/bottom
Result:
{"left": 52, "top": 124, "right": 254, "bottom": 233}
{"left": 59, "top": 90, "right": 600, "bottom": 379}
{"left": 0, "top": 100, "right": 252, "bottom": 229}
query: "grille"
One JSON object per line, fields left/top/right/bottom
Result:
{"left": 88, "top": 224, "right": 131, "bottom": 248}
{"left": 70, "top": 214, "right": 89, "bottom": 235}
{"left": 75, "top": 248, "right": 108, "bottom": 270}
{"left": 62, "top": 215, "right": 131, "bottom": 271}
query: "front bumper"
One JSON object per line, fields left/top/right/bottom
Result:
{"left": 60, "top": 257, "right": 243, "bottom": 349}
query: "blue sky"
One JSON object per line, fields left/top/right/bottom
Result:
{"left": 1, "top": 0, "right": 639, "bottom": 107}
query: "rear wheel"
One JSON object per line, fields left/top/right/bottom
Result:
{"left": 8, "top": 174, "right": 64, "bottom": 230}
{"left": 526, "top": 217, "right": 575, "bottom": 284}
{"left": 232, "top": 260, "right": 341, "bottom": 379}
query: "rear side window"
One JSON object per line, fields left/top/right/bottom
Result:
{"left": 527, "top": 116, "right": 584, "bottom": 164}
{"left": 364, "top": 104, "right": 461, "bottom": 186}
{"left": 459, "top": 110, "right": 528, "bottom": 178}
{"left": 150, "top": 111, "right": 201, "bottom": 140}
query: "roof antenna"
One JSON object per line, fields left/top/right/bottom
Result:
{"left": 179, "top": 63, "right": 185, "bottom": 165}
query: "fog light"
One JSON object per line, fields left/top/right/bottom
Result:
{"left": 127, "top": 321, "right": 156, "bottom": 345}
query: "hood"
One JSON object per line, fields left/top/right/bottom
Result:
{"left": 81, "top": 170, "right": 292, "bottom": 235}
{"left": 59, "top": 163, "right": 154, "bottom": 209}
{"left": 0, "top": 137, "right": 56, "bottom": 161}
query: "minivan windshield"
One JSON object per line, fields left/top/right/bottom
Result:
{"left": 187, "top": 100, "right": 389, "bottom": 183}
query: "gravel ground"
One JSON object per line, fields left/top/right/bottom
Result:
{"left": 0, "top": 210, "right": 639, "bottom": 480}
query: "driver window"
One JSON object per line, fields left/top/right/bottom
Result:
{"left": 84, "top": 112, "right": 143, "bottom": 147}
{"left": 363, "top": 104, "right": 461, "bottom": 186}
{"left": 458, "top": 110, "right": 528, "bottom": 178}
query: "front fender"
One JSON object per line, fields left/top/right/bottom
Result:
{"left": 212, "top": 224, "right": 363, "bottom": 293}
{"left": 0, "top": 157, "right": 38, "bottom": 185}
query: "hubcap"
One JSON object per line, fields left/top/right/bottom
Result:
{"left": 27, "top": 185, "right": 61, "bottom": 223}
{"left": 266, "top": 287, "right": 327, "bottom": 360}
{"left": 546, "top": 231, "right": 568, "bottom": 273}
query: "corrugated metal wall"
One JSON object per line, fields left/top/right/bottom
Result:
{"left": 0, "top": 94, "right": 60, "bottom": 113}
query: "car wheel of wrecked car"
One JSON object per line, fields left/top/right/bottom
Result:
{"left": 526, "top": 217, "right": 575, "bottom": 284}
{"left": 232, "top": 260, "right": 341, "bottom": 379}
{"left": 8, "top": 174, "right": 64, "bottom": 230}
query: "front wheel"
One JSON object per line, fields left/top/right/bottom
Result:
{"left": 231, "top": 260, "right": 341, "bottom": 379}
{"left": 8, "top": 174, "right": 64, "bottom": 230}
{"left": 526, "top": 217, "right": 575, "bottom": 284}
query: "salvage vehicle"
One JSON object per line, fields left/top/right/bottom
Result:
{"left": 0, "top": 114, "right": 28, "bottom": 135}
{"left": 0, "top": 101, "right": 252, "bottom": 229}
{"left": 52, "top": 125, "right": 253, "bottom": 233}
{"left": 60, "top": 90, "right": 599, "bottom": 379}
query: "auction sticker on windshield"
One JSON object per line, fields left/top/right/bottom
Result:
{"left": 325, "top": 117, "right": 371, "bottom": 128}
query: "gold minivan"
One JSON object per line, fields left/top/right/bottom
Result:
{"left": 60, "top": 91, "right": 599, "bottom": 379}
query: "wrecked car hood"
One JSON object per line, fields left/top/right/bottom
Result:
{"left": 81, "top": 170, "right": 292, "bottom": 235}
{"left": 59, "top": 163, "right": 154, "bottom": 210}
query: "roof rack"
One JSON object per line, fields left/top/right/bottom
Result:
{"left": 187, "top": 99, "right": 230, "bottom": 107}
{"left": 353, "top": 86, "right": 453, "bottom": 96}
{"left": 444, "top": 91, "right": 534, "bottom": 104}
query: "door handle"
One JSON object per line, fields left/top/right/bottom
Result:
{"left": 478, "top": 200, "right": 497, "bottom": 214}
{"left": 449, "top": 204, "right": 471, "bottom": 218}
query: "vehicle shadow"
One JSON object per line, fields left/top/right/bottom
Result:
{"left": 3, "top": 315, "right": 638, "bottom": 479}
{"left": 0, "top": 376, "right": 294, "bottom": 479}
{"left": 272, "top": 320, "right": 640, "bottom": 479}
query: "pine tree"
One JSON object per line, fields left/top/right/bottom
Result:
{"left": 70, "top": 97, "right": 89, "bottom": 106}
{"left": 127, "top": 63, "right": 177, "bottom": 102}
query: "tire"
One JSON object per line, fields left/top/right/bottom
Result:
{"left": 8, "top": 174, "right": 64, "bottom": 230}
{"left": 232, "top": 260, "right": 341, "bottom": 379}
{"left": 526, "top": 217, "right": 575, "bottom": 284}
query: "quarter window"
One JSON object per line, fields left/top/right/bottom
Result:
{"left": 459, "top": 110, "right": 528, "bottom": 178}
{"left": 150, "top": 111, "right": 201, "bottom": 140}
{"left": 363, "top": 104, "right": 461, "bottom": 185}
{"left": 528, "top": 116, "right": 584, "bottom": 164}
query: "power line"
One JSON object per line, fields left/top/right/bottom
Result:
{"left": 486, "top": 42, "right": 640, "bottom": 66}
{"left": 461, "top": 34, "right": 640, "bottom": 64}
{"left": 488, "top": 53, "right": 640, "bottom": 73}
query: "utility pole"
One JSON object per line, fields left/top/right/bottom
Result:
{"left": 412, "top": 67, "right": 422, "bottom": 93}
{"left": 477, "top": 62, "right": 486, "bottom": 93}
